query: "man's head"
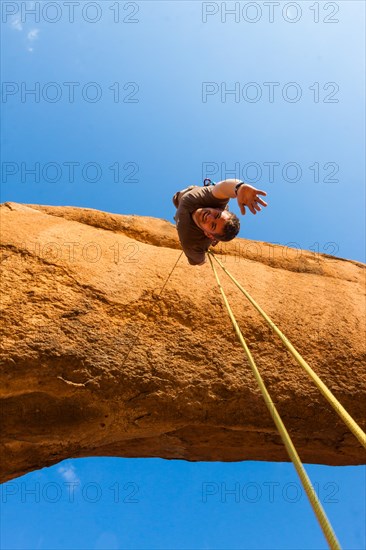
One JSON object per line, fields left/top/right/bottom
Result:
{"left": 192, "top": 207, "right": 240, "bottom": 242}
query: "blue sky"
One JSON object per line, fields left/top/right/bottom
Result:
{"left": 1, "top": 1, "right": 365, "bottom": 549}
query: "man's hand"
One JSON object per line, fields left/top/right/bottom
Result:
{"left": 237, "top": 184, "right": 268, "bottom": 215}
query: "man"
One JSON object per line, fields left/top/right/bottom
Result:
{"left": 173, "top": 179, "right": 267, "bottom": 266}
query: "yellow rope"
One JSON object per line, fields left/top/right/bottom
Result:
{"left": 209, "top": 251, "right": 366, "bottom": 450}
{"left": 208, "top": 253, "right": 341, "bottom": 550}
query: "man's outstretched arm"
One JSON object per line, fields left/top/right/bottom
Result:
{"left": 212, "top": 179, "right": 268, "bottom": 215}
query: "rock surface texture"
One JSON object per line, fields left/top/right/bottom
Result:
{"left": 1, "top": 202, "right": 365, "bottom": 482}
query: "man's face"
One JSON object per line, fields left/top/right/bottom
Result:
{"left": 192, "top": 207, "right": 229, "bottom": 239}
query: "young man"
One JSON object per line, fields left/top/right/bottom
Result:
{"left": 173, "top": 179, "right": 267, "bottom": 266}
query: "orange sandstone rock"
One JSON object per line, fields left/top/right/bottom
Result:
{"left": 0, "top": 201, "right": 365, "bottom": 482}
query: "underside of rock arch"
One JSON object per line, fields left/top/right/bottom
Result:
{"left": 0, "top": 202, "right": 365, "bottom": 482}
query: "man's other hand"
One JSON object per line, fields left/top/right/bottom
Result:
{"left": 237, "top": 184, "right": 268, "bottom": 215}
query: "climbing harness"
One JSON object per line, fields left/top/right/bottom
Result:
{"left": 207, "top": 250, "right": 366, "bottom": 550}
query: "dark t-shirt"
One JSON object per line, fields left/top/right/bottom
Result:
{"left": 175, "top": 186, "right": 229, "bottom": 265}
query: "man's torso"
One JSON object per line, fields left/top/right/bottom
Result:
{"left": 174, "top": 186, "right": 229, "bottom": 265}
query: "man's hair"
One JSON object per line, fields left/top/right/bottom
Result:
{"left": 214, "top": 212, "right": 240, "bottom": 242}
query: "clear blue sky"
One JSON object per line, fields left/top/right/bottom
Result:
{"left": 1, "top": 1, "right": 365, "bottom": 549}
